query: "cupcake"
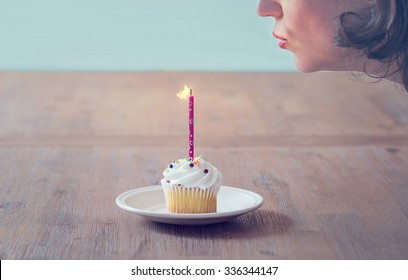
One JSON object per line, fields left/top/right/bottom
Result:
{"left": 161, "top": 156, "right": 222, "bottom": 213}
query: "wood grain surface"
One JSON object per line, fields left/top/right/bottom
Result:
{"left": 0, "top": 72, "right": 407, "bottom": 259}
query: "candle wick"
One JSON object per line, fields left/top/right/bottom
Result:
{"left": 190, "top": 88, "right": 192, "bottom": 96}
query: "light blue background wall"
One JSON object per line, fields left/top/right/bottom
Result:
{"left": 0, "top": 0, "right": 296, "bottom": 71}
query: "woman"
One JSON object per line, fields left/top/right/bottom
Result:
{"left": 257, "top": 0, "right": 408, "bottom": 91}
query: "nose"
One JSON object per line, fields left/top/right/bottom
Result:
{"left": 257, "top": 0, "right": 283, "bottom": 18}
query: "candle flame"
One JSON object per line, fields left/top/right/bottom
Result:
{"left": 177, "top": 85, "right": 191, "bottom": 100}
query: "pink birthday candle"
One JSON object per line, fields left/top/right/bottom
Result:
{"left": 188, "top": 88, "right": 194, "bottom": 160}
{"left": 177, "top": 85, "right": 194, "bottom": 160}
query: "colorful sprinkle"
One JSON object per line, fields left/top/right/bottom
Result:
{"left": 169, "top": 164, "right": 174, "bottom": 168}
{"left": 189, "top": 163, "right": 194, "bottom": 168}
{"left": 204, "top": 169, "right": 209, "bottom": 174}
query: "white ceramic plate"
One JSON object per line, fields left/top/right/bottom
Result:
{"left": 116, "top": 185, "right": 263, "bottom": 225}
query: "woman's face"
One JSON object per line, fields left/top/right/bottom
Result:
{"left": 257, "top": 0, "right": 372, "bottom": 72}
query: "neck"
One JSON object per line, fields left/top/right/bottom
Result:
{"left": 346, "top": 55, "right": 403, "bottom": 86}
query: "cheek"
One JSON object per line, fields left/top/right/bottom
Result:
{"left": 282, "top": 1, "right": 351, "bottom": 72}
{"left": 290, "top": 19, "right": 346, "bottom": 72}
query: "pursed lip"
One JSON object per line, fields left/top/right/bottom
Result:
{"left": 272, "top": 32, "right": 287, "bottom": 49}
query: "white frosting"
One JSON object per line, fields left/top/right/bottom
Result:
{"left": 161, "top": 156, "right": 222, "bottom": 189}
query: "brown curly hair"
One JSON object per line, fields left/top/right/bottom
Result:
{"left": 335, "top": 0, "right": 408, "bottom": 90}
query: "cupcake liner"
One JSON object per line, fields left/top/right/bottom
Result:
{"left": 161, "top": 178, "right": 221, "bottom": 213}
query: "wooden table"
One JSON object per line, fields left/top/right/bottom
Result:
{"left": 1, "top": 72, "right": 408, "bottom": 260}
